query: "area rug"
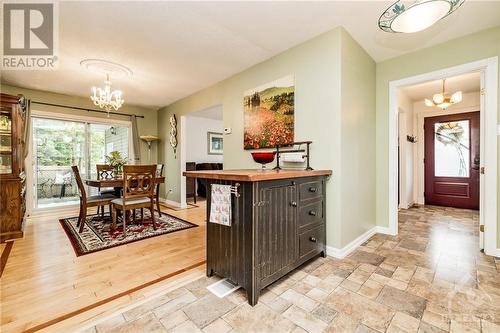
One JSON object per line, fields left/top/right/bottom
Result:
{"left": 60, "top": 210, "right": 197, "bottom": 256}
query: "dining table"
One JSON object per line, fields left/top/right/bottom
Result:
{"left": 85, "top": 176, "right": 165, "bottom": 189}
{"left": 84, "top": 176, "right": 166, "bottom": 218}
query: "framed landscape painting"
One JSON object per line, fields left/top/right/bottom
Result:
{"left": 243, "top": 75, "right": 294, "bottom": 149}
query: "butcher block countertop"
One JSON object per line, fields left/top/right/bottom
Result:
{"left": 183, "top": 169, "right": 332, "bottom": 182}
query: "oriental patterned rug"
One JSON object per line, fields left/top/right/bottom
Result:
{"left": 60, "top": 211, "right": 197, "bottom": 256}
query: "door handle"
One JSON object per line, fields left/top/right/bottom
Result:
{"left": 309, "top": 237, "right": 317, "bottom": 243}
{"left": 309, "top": 210, "right": 317, "bottom": 216}
{"left": 309, "top": 187, "right": 317, "bottom": 193}
{"left": 290, "top": 201, "right": 297, "bottom": 207}
{"left": 472, "top": 156, "right": 480, "bottom": 170}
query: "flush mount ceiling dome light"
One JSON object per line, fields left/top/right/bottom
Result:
{"left": 379, "top": 0, "right": 465, "bottom": 33}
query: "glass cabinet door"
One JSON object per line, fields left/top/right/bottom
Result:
{"left": 0, "top": 106, "right": 13, "bottom": 174}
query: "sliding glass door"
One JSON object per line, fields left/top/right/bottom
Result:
{"left": 88, "top": 124, "right": 129, "bottom": 180}
{"left": 32, "top": 118, "right": 86, "bottom": 209}
{"left": 32, "top": 116, "right": 130, "bottom": 209}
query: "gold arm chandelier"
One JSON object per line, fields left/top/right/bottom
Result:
{"left": 424, "top": 79, "right": 462, "bottom": 110}
{"left": 91, "top": 73, "right": 124, "bottom": 115}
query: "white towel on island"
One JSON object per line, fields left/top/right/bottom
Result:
{"left": 209, "top": 184, "right": 232, "bottom": 226}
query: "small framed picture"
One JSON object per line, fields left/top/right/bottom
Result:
{"left": 207, "top": 132, "right": 223, "bottom": 155}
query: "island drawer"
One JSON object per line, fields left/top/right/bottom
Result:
{"left": 299, "top": 224, "right": 325, "bottom": 258}
{"left": 298, "top": 199, "right": 324, "bottom": 231}
{"left": 299, "top": 180, "right": 323, "bottom": 201}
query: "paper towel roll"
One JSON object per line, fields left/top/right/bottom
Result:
{"left": 282, "top": 152, "right": 305, "bottom": 163}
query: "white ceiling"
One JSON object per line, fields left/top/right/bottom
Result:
{"left": 2, "top": 1, "right": 499, "bottom": 109}
{"left": 400, "top": 71, "right": 481, "bottom": 101}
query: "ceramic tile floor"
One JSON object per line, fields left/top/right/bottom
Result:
{"left": 84, "top": 206, "right": 500, "bottom": 333}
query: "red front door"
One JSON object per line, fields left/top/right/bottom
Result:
{"left": 424, "top": 112, "right": 480, "bottom": 209}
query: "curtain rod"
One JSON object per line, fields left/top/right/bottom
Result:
{"left": 30, "top": 101, "right": 145, "bottom": 119}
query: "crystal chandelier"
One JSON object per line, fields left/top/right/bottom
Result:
{"left": 424, "top": 79, "right": 462, "bottom": 110}
{"left": 90, "top": 74, "right": 124, "bottom": 115}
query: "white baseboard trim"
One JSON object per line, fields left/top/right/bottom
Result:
{"left": 326, "top": 227, "right": 378, "bottom": 259}
{"left": 398, "top": 202, "right": 416, "bottom": 210}
{"left": 326, "top": 225, "right": 396, "bottom": 259}
{"left": 487, "top": 247, "right": 500, "bottom": 258}
{"left": 159, "top": 198, "right": 187, "bottom": 209}
{"left": 374, "top": 226, "right": 395, "bottom": 236}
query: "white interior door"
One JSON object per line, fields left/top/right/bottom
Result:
{"left": 398, "top": 110, "right": 406, "bottom": 209}
{"left": 479, "top": 70, "right": 485, "bottom": 251}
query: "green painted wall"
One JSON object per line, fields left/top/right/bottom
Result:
{"left": 159, "top": 27, "right": 343, "bottom": 247}
{"left": 158, "top": 27, "right": 376, "bottom": 249}
{"left": 339, "top": 29, "right": 376, "bottom": 247}
{"left": 375, "top": 27, "right": 500, "bottom": 245}
{"left": 0, "top": 84, "right": 159, "bottom": 163}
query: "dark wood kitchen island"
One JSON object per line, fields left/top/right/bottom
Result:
{"left": 183, "top": 169, "right": 332, "bottom": 305}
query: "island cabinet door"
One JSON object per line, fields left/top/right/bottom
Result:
{"left": 256, "top": 180, "right": 298, "bottom": 287}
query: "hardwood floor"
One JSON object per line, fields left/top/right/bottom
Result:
{"left": 0, "top": 241, "right": 14, "bottom": 277}
{"left": 0, "top": 201, "right": 207, "bottom": 333}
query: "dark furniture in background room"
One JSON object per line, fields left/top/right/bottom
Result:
{"left": 195, "top": 162, "right": 223, "bottom": 197}
{"left": 183, "top": 169, "right": 332, "bottom": 305}
{"left": 186, "top": 162, "right": 197, "bottom": 203}
{"left": 0, "top": 94, "right": 27, "bottom": 242}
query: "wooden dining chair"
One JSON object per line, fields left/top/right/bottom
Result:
{"left": 154, "top": 164, "right": 164, "bottom": 217}
{"left": 72, "top": 166, "right": 116, "bottom": 233}
{"left": 111, "top": 165, "right": 157, "bottom": 234}
{"left": 96, "top": 164, "right": 116, "bottom": 216}
{"left": 135, "top": 164, "right": 164, "bottom": 220}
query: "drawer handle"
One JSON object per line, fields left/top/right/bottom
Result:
{"left": 309, "top": 210, "right": 317, "bottom": 216}
{"left": 291, "top": 201, "right": 297, "bottom": 207}
{"left": 309, "top": 237, "right": 317, "bottom": 243}
{"left": 309, "top": 187, "right": 317, "bottom": 193}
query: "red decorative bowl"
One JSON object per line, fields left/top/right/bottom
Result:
{"left": 251, "top": 152, "right": 276, "bottom": 169}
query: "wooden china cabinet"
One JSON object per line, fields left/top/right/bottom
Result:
{"left": 0, "top": 93, "right": 27, "bottom": 242}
